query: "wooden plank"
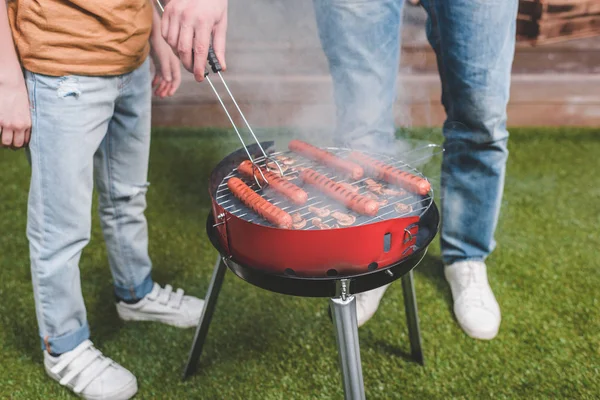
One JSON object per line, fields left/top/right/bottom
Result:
{"left": 519, "top": 0, "right": 600, "bottom": 21}
{"left": 518, "top": 27, "right": 600, "bottom": 44}
{"left": 518, "top": 14, "right": 600, "bottom": 41}
{"left": 519, "top": 0, "right": 544, "bottom": 20}
{"left": 154, "top": 74, "right": 600, "bottom": 106}
{"left": 151, "top": 74, "right": 600, "bottom": 128}
{"left": 151, "top": 103, "right": 600, "bottom": 127}
{"left": 538, "top": 14, "right": 600, "bottom": 35}
{"left": 518, "top": 16, "right": 541, "bottom": 38}
{"left": 192, "top": 40, "right": 600, "bottom": 75}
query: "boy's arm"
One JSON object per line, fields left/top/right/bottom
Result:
{"left": 151, "top": 0, "right": 161, "bottom": 38}
{"left": 0, "top": 2, "right": 31, "bottom": 149}
{"left": 0, "top": 2, "right": 20, "bottom": 74}
{"left": 149, "top": 0, "right": 181, "bottom": 98}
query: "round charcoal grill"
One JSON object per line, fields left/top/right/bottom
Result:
{"left": 156, "top": 30, "right": 443, "bottom": 398}
{"left": 209, "top": 142, "right": 438, "bottom": 278}
{"left": 185, "top": 142, "right": 440, "bottom": 400}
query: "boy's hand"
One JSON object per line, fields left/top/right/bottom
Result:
{"left": 0, "top": 77, "right": 31, "bottom": 150}
{"left": 161, "top": 0, "right": 227, "bottom": 82}
{"left": 150, "top": 33, "right": 182, "bottom": 98}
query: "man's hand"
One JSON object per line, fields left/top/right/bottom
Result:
{"left": 161, "top": 0, "right": 228, "bottom": 82}
{"left": 150, "top": 32, "right": 182, "bottom": 98}
{"left": 0, "top": 76, "right": 31, "bottom": 150}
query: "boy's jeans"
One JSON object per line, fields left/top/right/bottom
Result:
{"left": 314, "top": 0, "right": 518, "bottom": 265}
{"left": 25, "top": 58, "right": 154, "bottom": 354}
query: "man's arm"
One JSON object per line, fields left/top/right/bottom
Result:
{"left": 159, "top": 0, "right": 227, "bottom": 82}
{"left": 0, "top": 2, "right": 31, "bottom": 149}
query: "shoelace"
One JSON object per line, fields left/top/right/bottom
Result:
{"left": 50, "top": 340, "right": 114, "bottom": 394}
{"left": 146, "top": 284, "right": 185, "bottom": 309}
{"left": 457, "top": 264, "right": 488, "bottom": 310}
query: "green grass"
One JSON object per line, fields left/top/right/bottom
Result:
{"left": 1, "top": 127, "right": 599, "bottom": 399}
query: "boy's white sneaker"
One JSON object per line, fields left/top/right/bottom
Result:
{"left": 117, "top": 283, "right": 204, "bottom": 328}
{"left": 355, "top": 284, "right": 391, "bottom": 327}
{"left": 44, "top": 340, "right": 137, "bottom": 400}
{"left": 444, "top": 260, "right": 501, "bottom": 340}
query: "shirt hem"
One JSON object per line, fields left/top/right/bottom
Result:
{"left": 20, "top": 49, "right": 150, "bottom": 78}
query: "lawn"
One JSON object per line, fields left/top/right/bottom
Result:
{"left": 0, "top": 128, "right": 599, "bottom": 399}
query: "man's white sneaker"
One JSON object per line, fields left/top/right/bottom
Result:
{"left": 444, "top": 260, "right": 501, "bottom": 340}
{"left": 355, "top": 284, "right": 391, "bottom": 327}
{"left": 116, "top": 283, "right": 204, "bottom": 328}
{"left": 44, "top": 340, "right": 137, "bottom": 400}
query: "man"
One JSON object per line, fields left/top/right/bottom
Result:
{"left": 313, "top": 0, "right": 517, "bottom": 340}
{"left": 0, "top": 0, "right": 227, "bottom": 398}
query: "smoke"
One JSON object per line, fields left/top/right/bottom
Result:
{"left": 169, "top": 1, "right": 436, "bottom": 163}
{"left": 221, "top": 0, "right": 334, "bottom": 151}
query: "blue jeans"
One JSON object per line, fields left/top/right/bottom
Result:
{"left": 314, "top": 0, "right": 518, "bottom": 265}
{"left": 25, "top": 58, "right": 154, "bottom": 354}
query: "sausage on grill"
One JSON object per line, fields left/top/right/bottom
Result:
{"left": 237, "top": 160, "right": 308, "bottom": 205}
{"left": 289, "top": 140, "right": 364, "bottom": 180}
{"left": 227, "top": 177, "right": 293, "bottom": 229}
{"left": 348, "top": 151, "right": 431, "bottom": 195}
{"left": 300, "top": 168, "right": 379, "bottom": 216}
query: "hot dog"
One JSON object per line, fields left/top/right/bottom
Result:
{"left": 288, "top": 140, "right": 364, "bottom": 180}
{"left": 237, "top": 160, "right": 308, "bottom": 205}
{"left": 300, "top": 168, "right": 379, "bottom": 216}
{"left": 227, "top": 177, "right": 293, "bottom": 229}
{"left": 348, "top": 151, "right": 431, "bottom": 195}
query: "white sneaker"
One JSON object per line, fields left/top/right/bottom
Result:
{"left": 444, "top": 261, "right": 501, "bottom": 340}
{"left": 117, "top": 283, "right": 204, "bottom": 328}
{"left": 355, "top": 284, "right": 391, "bottom": 327}
{"left": 44, "top": 340, "right": 137, "bottom": 400}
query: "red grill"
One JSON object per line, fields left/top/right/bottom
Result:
{"left": 209, "top": 141, "right": 439, "bottom": 277}
{"left": 165, "top": 40, "right": 442, "bottom": 396}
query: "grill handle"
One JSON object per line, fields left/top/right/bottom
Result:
{"left": 207, "top": 46, "right": 222, "bottom": 73}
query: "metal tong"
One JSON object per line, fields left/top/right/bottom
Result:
{"left": 153, "top": 0, "right": 283, "bottom": 188}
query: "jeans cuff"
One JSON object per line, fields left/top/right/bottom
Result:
{"left": 41, "top": 322, "right": 90, "bottom": 354}
{"left": 114, "top": 273, "right": 154, "bottom": 301}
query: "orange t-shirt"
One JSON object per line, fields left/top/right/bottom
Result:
{"left": 8, "top": 0, "right": 153, "bottom": 76}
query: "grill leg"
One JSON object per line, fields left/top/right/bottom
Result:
{"left": 182, "top": 256, "right": 227, "bottom": 380}
{"left": 401, "top": 270, "right": 424, "bottom": 365}
{"left": 330, "top": 294, "right": 366, "bottom": 400}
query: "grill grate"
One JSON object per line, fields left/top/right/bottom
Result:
{"left": 216, "top": 145, "right": 439, "bottom": 229}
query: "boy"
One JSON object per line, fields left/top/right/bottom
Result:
{"left": 1, "top": 0, "right": 227, "bottom": 398}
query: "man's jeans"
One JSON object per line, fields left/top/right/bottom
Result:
{"left": 25, "top": 58, "right": 154, "bottom": 354}
{"left": 314, "top": 0, "right": 518, "bottom": 265}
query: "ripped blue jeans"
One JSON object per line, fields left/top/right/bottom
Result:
{"left": 25, "top": 58, "right": 154, "bottom": 354}
{"left": 314, "top": 0, "right": 518, "bottom": 265}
